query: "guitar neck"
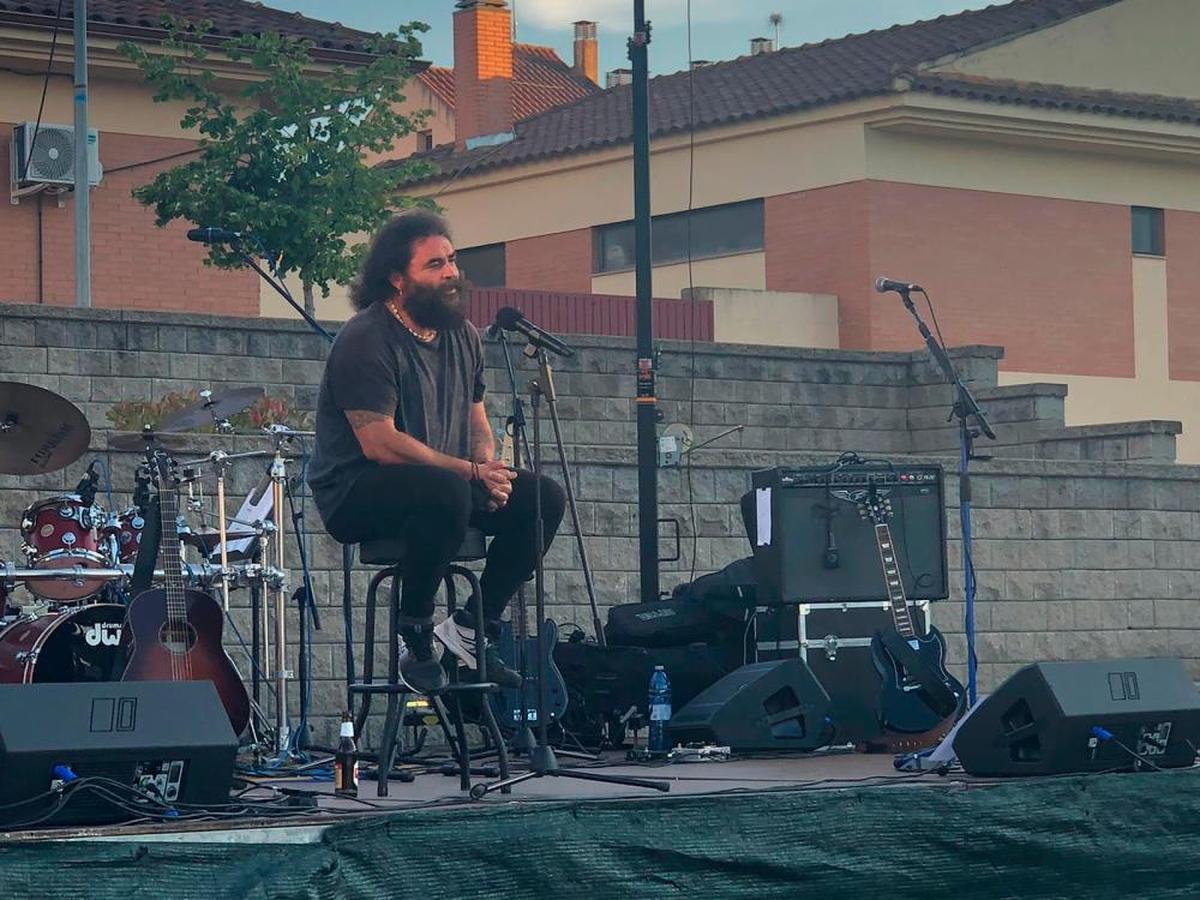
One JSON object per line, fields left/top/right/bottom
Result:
{"left": 874, "top": 523, "right": 915, "bottom": 638}
{"left": 158, "top": 487, "right": 188, "bottom": 626}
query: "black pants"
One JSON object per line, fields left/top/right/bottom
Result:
{"left": 326, "top": 465, "right": 566, "bottom": 624}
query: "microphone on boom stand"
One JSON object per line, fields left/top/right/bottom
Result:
{"left": 874, "top": 276, "right": 923, "bottom": 295}
{"left": 489, "top": 307, "right": 576, "bottom": 358}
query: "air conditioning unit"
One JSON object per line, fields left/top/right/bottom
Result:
{"left": 10, "top": 122, "right": 102, "bottom": 189}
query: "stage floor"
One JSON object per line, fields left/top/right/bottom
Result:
{"left": 1, "top": 748, "right": 966, "bottom": 845}
{"left": 5, "top": 753, "right": 1200, "bottom": 899}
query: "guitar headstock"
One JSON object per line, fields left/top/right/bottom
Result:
{"left": 857, "top": 487, "right": 894, "bottom": 526}
{"left": 148, "top": 449, "right": 181, "bottom": 492}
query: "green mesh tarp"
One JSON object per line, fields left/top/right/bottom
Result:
{"left": 4, "top": 770, "right": 1200, "bottom": 899}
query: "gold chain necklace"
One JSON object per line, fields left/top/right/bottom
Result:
{"left": 385, "top": 298, "right": 436, "bottom": 343}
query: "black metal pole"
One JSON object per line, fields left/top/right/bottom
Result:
{"left": 631, "top": 0, "right": 659, "bottom": 603}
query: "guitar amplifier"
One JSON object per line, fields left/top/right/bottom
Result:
{"left": 756, "top": 601, "right": 933, "bottom": 745}
{"left": 749, "top": 463, "right": 948, "bottom": 604}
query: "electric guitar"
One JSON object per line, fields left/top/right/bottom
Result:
{"left": 858, "top": 488, "right": 964, "bottom": 739}
{"left": 121, "top": 451, "right": 251, "bottom": 737}
{"left": 489, "top": 618, "right": 570, "bottom": 728}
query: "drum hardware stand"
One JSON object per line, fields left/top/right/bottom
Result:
{"left": 179, "top": 444, "right": 295, "bottom": 753}
{"left": 279, "top": 442, "right": 321, "bottom": 752}
{"left": 472, "top": 350, "right": 670, "bottom": 798}
{"left": 263, "top": 425, "right": 316, "bottom": 755}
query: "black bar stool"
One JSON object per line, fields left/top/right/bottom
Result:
{"left": 347, "top": 527, "right": 510, "bottom": 795}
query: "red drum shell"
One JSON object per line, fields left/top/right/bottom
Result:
{"left": 0, "top": 603, "right": 127, "bottom": 684}
{"left": 112, "top": 508, "right": 147, "bottom": 565}
{"left": 20, "top": 495, "right": 109, "bottom": 602}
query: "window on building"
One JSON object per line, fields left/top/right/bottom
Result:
{"left": 457, "top": 243, "right": 506, "bottom": 287}
{"left": 1132, "top": 206, "right": 1165, "bottom": 256}
{"left": 592, "top": 199, "right": 765, "bottom": 273}
{"left": 416, "top": 130, "right": 434, "bottom": 153}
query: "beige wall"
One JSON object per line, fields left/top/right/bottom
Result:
{"left": 424, "top": 105, "right": 878, "bottom": 248}
{"left": 999, "top": 256, "right": 1200, "bottom": 463}
{"left": 261, "top": 273, "right": 355, "bottom": 321}
{"left": 0, "top": 70, "right": 198, "bottom": 141}
{"left": 934, "top": 0, "right": 1200, "bottom": 101}
{"left": 685, "top": 286, "right": 839, "bottom": 349}
{"left": 362, "top": 79, "right": 453, "bottom": 167}
{"left": 591, "top": 251, "right": 766, "bottom": 298}
{"left": 865, "top": 110, "right": 1200, "bottom": 212}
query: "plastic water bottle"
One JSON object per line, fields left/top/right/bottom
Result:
{"left": 648, "top": 666, "right": 672, "bottom": 755}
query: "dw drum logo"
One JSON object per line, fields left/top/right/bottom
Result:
{"left": 83, "top": 622, "right": 124, "bottom": 648}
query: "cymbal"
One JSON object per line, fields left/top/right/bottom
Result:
{"left": 0, "top": 381, "right": 91, "bottom": 475}
{"left": 108, "top": 429, "right": 189, "bottom": 453}
{"left": 159, "top": 387, "right": 265, "bottom": 433}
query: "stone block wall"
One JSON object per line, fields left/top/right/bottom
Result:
{"left": 0, "top": 304, "right": 1196, "bottom": 743}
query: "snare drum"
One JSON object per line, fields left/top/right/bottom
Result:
{"left": 0, "top": 603, "right": 127, "bottom": 683}
{"left": 20, "top": 495, "right": 110, "bottom": 602}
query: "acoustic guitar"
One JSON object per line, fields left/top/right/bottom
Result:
{"left": 121, "top": 451, "right": 250, "bottom": 737}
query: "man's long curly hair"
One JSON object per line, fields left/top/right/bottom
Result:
{"left": 349, "top": 210, "right": 452, "bottom": 311}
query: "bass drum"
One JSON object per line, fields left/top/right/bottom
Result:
{"left": 0, "top": 603, "right": 127, "bottom": 684}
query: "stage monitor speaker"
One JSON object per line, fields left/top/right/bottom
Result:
{"left": 0, "top": 680, "right": 238, "bottom": 827}
{"left": 954, "top": 658, "right": 1200, "bottom": 776}
{"left": 667, "top": 659, "right": 833, "bottom": 752}
{"left": 750, "top": 463, "right": 947, "bottom": 604}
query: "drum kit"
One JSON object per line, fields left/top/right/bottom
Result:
{"left": 0, "top": 380, "right": 310, "bottom": 751}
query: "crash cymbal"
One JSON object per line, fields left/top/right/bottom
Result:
{"left": 159, "top": 387, "right": 265, "bottom": 433}
{"left": 0, "top": 381, "right": 91, "bottom": 475}
{"left": 107, "top": 429, "right": 189, "bottom": 453}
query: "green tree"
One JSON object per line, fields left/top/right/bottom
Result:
{"left": 120, "top": 18, "right": 434, "bottom": 315}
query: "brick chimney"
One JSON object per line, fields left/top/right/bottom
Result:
{"left": 573, "top": 21, "right": 599, "bottom": 86}
{"left": 606, "top": 68, "right": 633, "bottom": 89}
{"left": 453, "top": 0, "right": 514, "bottom": 149}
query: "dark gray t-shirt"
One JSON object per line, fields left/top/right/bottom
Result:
{"left": 307, "top": 302, "right": 486, "bottom": 523}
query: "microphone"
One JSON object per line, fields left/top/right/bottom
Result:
{"left": 875, "top": 276, "right": 923, "bottom": 294}
{"left": 492, "top": 307, "right": 576, "bottom": 358}
{"left": 186, "top": 227, "right": 245, "bottom": 244}
{"left": 74, "top": 460, "right": 99, "bottom": 505}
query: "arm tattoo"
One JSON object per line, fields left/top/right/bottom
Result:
{"left": 345, "top": 410, "right": 389, "bottom": 429}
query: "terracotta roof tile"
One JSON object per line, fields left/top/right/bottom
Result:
{"left": 417, "top": 43, "right": 599, "bottom": 121}
{"left": 908, "top": 72, "right": 1200, "bottom": 124}
{"left": 396, "top": 0, "right": 1128, "bottom": 182}
{"left": 0, "top": 0, "right": 382, "bottom": 57}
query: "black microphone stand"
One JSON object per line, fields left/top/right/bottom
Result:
{"left": 494, "top": 329, "right": 537, "bottom": 754}
{"left": 230, "top": 239, "right": 335, "bottom": 345}
{"left": 894, "top": 288, "right": 996, "bottom": 706}
{"left": 493, "top": 330, "right": 595, "bottom": 761}
{"left": 471, "top": 349, "right": 670, "bottom": 798}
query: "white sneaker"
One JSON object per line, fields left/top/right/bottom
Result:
{"left": 434, "top": 616, "right": 478, "bottom": 671}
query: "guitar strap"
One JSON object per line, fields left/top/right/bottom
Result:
{"left": 129, "top": 495, "right": 161, "bottom": 597}
{"left": 879, "top": 627, "right": 959, "bottom": 716}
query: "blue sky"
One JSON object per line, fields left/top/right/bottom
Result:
{"left": 268, "top": 1, "right": 996, "bottom": 77}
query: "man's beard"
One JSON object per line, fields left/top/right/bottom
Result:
{"left": 403, "top": 278, "right": 469, "bottom": 331}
